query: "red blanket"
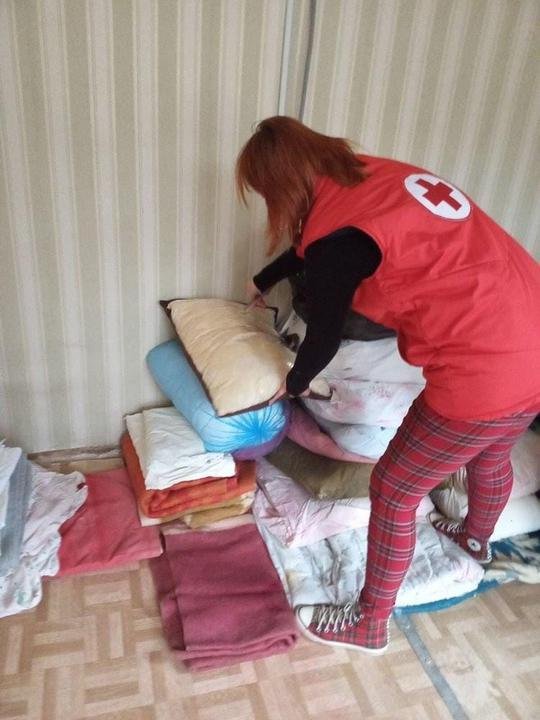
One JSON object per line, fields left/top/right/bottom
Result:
{"left": 57, "top": 468, "right": 162, "bottom": 576}
{"left": 149, "top": 524, "right": 298, "bottom": 670}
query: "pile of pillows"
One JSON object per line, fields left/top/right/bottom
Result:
{"left": 147, "top": 298, "right": 330, "bottom": 456}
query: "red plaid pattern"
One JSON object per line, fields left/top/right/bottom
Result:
{"left": 360, "top": 392, "right": 537, "bottom": 620}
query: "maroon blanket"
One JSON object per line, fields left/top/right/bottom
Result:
{"left": 149, "top": 524, "right": 298, "bottom": 670}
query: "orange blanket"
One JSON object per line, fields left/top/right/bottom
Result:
{"left": 121, "top": 433, "right": 256, "bottom": 518}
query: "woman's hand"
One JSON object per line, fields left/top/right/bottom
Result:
{"left": 268, "top": 382, "right": 310, "bottom": 404}
{"left": 246, "top": 280, "right": 267, "bottom": 309}
{"left": 268, "top": 382, "right": 288, "bottom": 404}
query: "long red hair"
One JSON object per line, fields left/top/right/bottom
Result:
{"left": 236, "top": 116, "right": 366, "bottom": 254}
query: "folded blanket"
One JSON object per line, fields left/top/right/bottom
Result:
{"left": 182, "top": 494, "right": 253, "bottom": 529}
{"left": 149, "top": 525, "right": 298, "bottom": 670}
{"left": 0, "top": 455, "right": 33, "bottom": 573}
{"left": 137, "top": 492, "right": 253, "bottom": 527}
{"left": 126, "top": 409, "right": 236, "bottom": 489}
{"left": 135, "top": 498, "right": 254, "bottom": 527}
{"left": 122, "top": 433, "right": 255, "bottom": 518}
{"left": 0, "top": 486, "right": 8, "bottom": 534}
{"left": 0, "top": 444, "right": 22, "bottom": 488}
{"left": 161, "top": 514, "right": 257, "bottom": 536}
{"left": 268, "top": 437, "right": 375, "bottom": 499}
{"left": 57, "top": 467, "right": 162, "bottom": 577}
{"left": 0, "top": 445, "right": 22, "bottom": 530}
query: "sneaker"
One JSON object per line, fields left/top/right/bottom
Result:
{"left": 430, "top": 514, "right": 492, "bottom": 564}
{"left": 295, "top": 601, "right": 389, "bottom": 655}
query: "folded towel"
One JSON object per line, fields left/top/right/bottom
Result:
{"left": 122, "top": 433, "right": 256, "bottom": 518}
{"left": 150, "top": 524, "right": 298, "bottom": 670}
{"left": 181, "top": 494, "right": 253, "bottom": 529}
{"left": 57, "top": 467, "right": 162, "bottom": 577}
{"left": 137, "top": 492, "right": 253, "bottom": 527}
{"left": 126, "top": 409, "right": 236, "bottom": 489}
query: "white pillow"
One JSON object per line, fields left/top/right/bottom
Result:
{"left": 165, "top": 298, "right": 330, "bottom": 417}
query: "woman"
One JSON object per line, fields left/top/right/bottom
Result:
{"left": 237, "top": 116, "right": 540, "bottom": 655}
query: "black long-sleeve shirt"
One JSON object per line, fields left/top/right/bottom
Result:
{"left": 253, "top": 227, "right": 382, "bottom": 395}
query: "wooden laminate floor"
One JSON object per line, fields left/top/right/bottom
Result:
{"left": 1, "top": 457, "right": 538, "bottom": 720}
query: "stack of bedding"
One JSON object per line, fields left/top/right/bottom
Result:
{"left": 127, "top": 298, "right": 309, "bottom": 527}
{"left": 148, "top": 299, "right": 317, "bottom": 459}
{"left": 252, "top": 459, "right": 484, "bottom": 609}
{"left": 123, "top": 408, "right": 256, "bottom": 527}
{"left": 150, "top": 522, "right": 298, "bottom": 670}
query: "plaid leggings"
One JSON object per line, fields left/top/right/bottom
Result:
{"left": 359, "top": 392, "right": 537, "bottom": 619}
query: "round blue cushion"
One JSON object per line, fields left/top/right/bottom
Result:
{"left": 146, "top": 340, "right": 288, "bottom": 453}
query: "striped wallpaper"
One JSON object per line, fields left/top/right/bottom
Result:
{"left": 1, "top": 0, "right": 539, "bottom": 453}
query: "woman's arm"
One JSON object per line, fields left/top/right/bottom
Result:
{"left": 286, "top": 228, "right": 381, "bottom": 396}
{"left": 253, "top": 247, "right": 305, "bottom": 293}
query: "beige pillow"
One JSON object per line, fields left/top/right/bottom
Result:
{"left": 164, "top": 298, "right": 330, "bottom": 417}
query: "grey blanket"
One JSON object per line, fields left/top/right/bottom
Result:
{"left": 0, "top": 454, "right": 33, "bottom": 574}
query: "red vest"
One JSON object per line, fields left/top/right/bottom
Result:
{"left": 298, "top": 155, "right": 540, "bottom": 420}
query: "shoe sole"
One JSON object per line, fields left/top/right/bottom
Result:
{"left": 294, "top": 610, "right": 388, "bottom": 656}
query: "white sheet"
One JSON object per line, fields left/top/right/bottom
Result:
{"left": 319, "top": 336, "right": 425, "bottom": 384}
{"left": 0, "top": 463, "right": 87, "bottom": 618}
{"left": 254, "top": 459, "right": 434, "bottom": 547}
{"left": 126, "top": 408, "right": 236, "bottom": 490}
{"left": 304, "top": 378, "right": 423, "bottom": 427}
{"left": 254, "top": 515, "right": 484, "bottom": 609}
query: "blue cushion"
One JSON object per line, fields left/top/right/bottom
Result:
{"left": 146, "top": 340, "right": 289, "bottom": 453}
